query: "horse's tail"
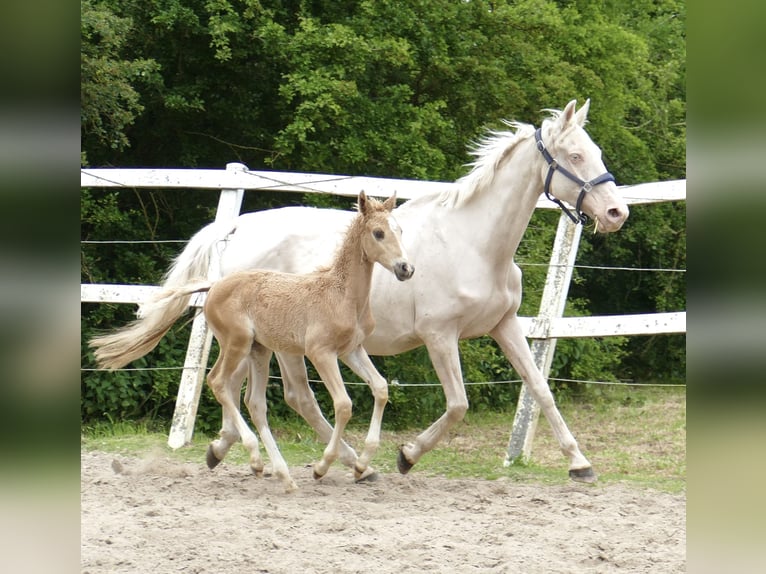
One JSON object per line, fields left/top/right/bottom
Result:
{"left": 90, "top": 281, "right": 213, "bottom": 370}
{"left": 89, "top": 218, "right": 237, "bottom": 370}
{"left": 141, "top": 218, "right": 238, "bottom": 316}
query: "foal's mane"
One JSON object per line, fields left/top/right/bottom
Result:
{"left": 437, "top": 109, "right": 566, "bottom": 209}
{"left": 314, "top": 195, "right": 386, "bottom": 276}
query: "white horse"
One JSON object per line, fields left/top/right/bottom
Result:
{"left": 93, "top": 99, "right": 628, "bottom": 482}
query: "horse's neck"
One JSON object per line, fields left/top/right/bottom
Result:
{"left": 458, "top": 137, "right": 542, "bottom": 263}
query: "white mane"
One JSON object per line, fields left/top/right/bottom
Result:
{"left": 439, "top": 120, "right": 535, "bottom": 208}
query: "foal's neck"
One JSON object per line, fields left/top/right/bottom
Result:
{"left": 325, "top": 215, "right": 374, "bottom": 305}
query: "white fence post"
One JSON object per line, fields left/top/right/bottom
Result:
{"left": 167, "top": 163, "right": 246, "bottom": 448}
{"left": 505, "top": 212, "right": 583, "bottom": 465}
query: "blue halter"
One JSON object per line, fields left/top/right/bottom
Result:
{"left": 534, "top": 128, "right": 615, "bottom": 225}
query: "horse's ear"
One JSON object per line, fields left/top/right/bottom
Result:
{"left": 358, "top": 191, "right": 368, "bottom": 214}
{"left": 558, "top": 100, "right": 578, "bottom": 129}
{"left": 574, "top": 98, "right": 590, "bottom": 127}
{"left": 383, "top": 192, "right": 397, "bottom": 212}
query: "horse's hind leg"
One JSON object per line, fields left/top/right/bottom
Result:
{"left": 244, "top": 345, "right": 297, "bottom": 492}
{"left": 276, "top": 353, "right": 362, "bottom": 470}
{"left": 490, "top": 314, "right": 595, "bottom": 482}
{"left": 341, "top": 346, "right": 388, "bottom": 481}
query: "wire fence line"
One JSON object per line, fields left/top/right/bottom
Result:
{"left": 79, "top": 366, "right": 684, "bottom": 389}
{"left": 82, "top": 239, "right": 189, "bottom": 244}
{"left": 81, "top": 239, "right": 685, "bottom": 273}
{"left": 81, "top": 168, "right": 363, "bottom": 196}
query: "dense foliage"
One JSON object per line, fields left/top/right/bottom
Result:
{"left": 81, "top": 0, "right": 685, "bottom": 431}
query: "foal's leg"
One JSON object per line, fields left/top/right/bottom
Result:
{"left": 206, "top": 354, "right": 250, "bottom": 468}
{"left": 206, "top": 341, "right": 266, "bottom": 479}
{"left": 306, "top": 352, "right": 353, "bottom": 480}
{"left": 397, "top": 330, "right": 469, "bottom": 474}
{"left": 489, "top": 313, "right": 595, "bottom": 482}
{"left": 275, "top": 352, "right": 362, "bottom": 469}
{"left": 243, "top": 345, "right": 298, "bottom": 492}
{"left": 341, "top": 346, "right": 388, "bottom": 481}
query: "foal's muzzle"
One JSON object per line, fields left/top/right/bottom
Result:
{"left": 394, "top": 261, "right": 415, "bottom": 281}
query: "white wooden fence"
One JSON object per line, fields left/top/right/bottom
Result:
{"left": 81, "top": 164, "right": 686, "bottom": 462}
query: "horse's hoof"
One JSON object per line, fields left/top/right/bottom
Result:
{"left": 206, "top": 446, "right": 222, "bottom": 470}
{"left": 313, "top": 469, "right": 325, "bottom": 481}
{"left": 397, "top": 448, "right": 414, "bottom": 475}
{"left": 569, "top": 467, "right": 597, "bottom": 483}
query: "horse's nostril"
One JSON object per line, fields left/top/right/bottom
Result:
{"left": 608, "top": 208, "right": 621, "bottom": 220}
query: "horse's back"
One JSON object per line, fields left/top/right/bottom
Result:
{"left": 221, "top": 207, "right": 352, "bottom": 276}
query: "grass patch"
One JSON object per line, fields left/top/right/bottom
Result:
{"left": 81, "top": 384, "right": 685, "bottom": 492}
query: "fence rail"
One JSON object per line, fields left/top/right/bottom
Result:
{"left": 81, "top": 165, "right": 686, "bottom": 459}
{"left": 80, "top": 283, "right": 684, "bottom": 339}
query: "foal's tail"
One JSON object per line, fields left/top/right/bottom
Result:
{"left": 89, "top": 218, "right": 237, "bottom": 370}
{"left": 90, "top": 281, "right": 213, "bottom": 370}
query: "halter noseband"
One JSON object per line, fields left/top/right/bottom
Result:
{"left": 534, "top": 128, "right": 615, "bottom": 225}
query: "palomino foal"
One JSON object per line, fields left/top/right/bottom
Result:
{"left": 183, "top": 192, "right": 411, "bottom": 491}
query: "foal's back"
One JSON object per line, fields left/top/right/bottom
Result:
{"left": 203, "top": 267, "right": 362, "bottom": 357}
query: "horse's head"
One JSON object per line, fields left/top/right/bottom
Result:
{"left": 537, "top": 99, "right": 629, "bottom": 233}
{"left": 358, "top": 191, "right": 415, "bottom": 281}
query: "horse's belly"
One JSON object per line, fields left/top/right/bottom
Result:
{"left": 459, "top": 293, "right": 515, "bottom": 336}
{"left": 363, "top": 328, "right": 422, "bottom": 356}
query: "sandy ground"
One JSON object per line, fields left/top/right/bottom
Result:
{"left": 81, "top": 450, "right": 685, "bottom": 573}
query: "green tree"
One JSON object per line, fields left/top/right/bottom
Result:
{"left": 81, "top": 0, "right": 686, "bottom": 428}
{"left": 81, "top": 0, "right": 161, "bottom": 164}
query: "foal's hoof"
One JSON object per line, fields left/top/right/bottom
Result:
{"left": 397, "top": 448, "right": 414, "bottom": 475}
{"left": 569, "top": 467, "right": 597, "bottom": 483}
{"left": 251, "top": 466, "right": 265, "bottom": 478}
{"left": 312, "top": 463, "right": 327, "bottom": 481}
{"left": 206, "top": 446, "right": 222, "bottom": 470}
{"left": 354, "top": 466, "right": 380, "bottom": 483}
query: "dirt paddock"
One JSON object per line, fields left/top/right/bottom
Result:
{"left": 81, "top": 449, "right": 685, "bottom": 573}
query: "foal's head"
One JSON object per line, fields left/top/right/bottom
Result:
{"left": 357, "top": 191, "right": 414, "bottom": 281}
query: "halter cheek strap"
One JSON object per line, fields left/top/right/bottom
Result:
{"left": 534, "top": 128, "right": 615, "bottom": 225}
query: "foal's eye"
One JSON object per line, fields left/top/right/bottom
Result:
{"left": 570, "top": 153, "right": 582, "bottom": 163}
{"left": 373, "top": 229, "right": 385, "bottom": 240}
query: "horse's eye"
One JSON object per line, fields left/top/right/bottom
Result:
{"left": 570, "top": 153, "right": 582, "bottom": 163}
{"left": 373, "top": 229, "right": 385, "bottom": 240}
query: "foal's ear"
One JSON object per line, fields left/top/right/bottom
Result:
{"left": 358, "top": 190, "right": 368, "bottom": 214}
{"left": 383, "top": 192, "right": 397, "bottom": 212}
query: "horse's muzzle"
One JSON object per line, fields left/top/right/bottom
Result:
{"left": 394, "top": 261, "right": 415, "bottom": 281}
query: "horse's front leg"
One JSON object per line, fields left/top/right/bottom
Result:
{"left": 307, "top": 352, "right": 353, "bottom": 480}
{"left": 341, "top": 346, "right": 388, "bottom": 481}
{"left": 397, "top": 331, "right": 468, "bottom": 474}
{"left": 489, "top": 313, "right": 595, "bottom": 482}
